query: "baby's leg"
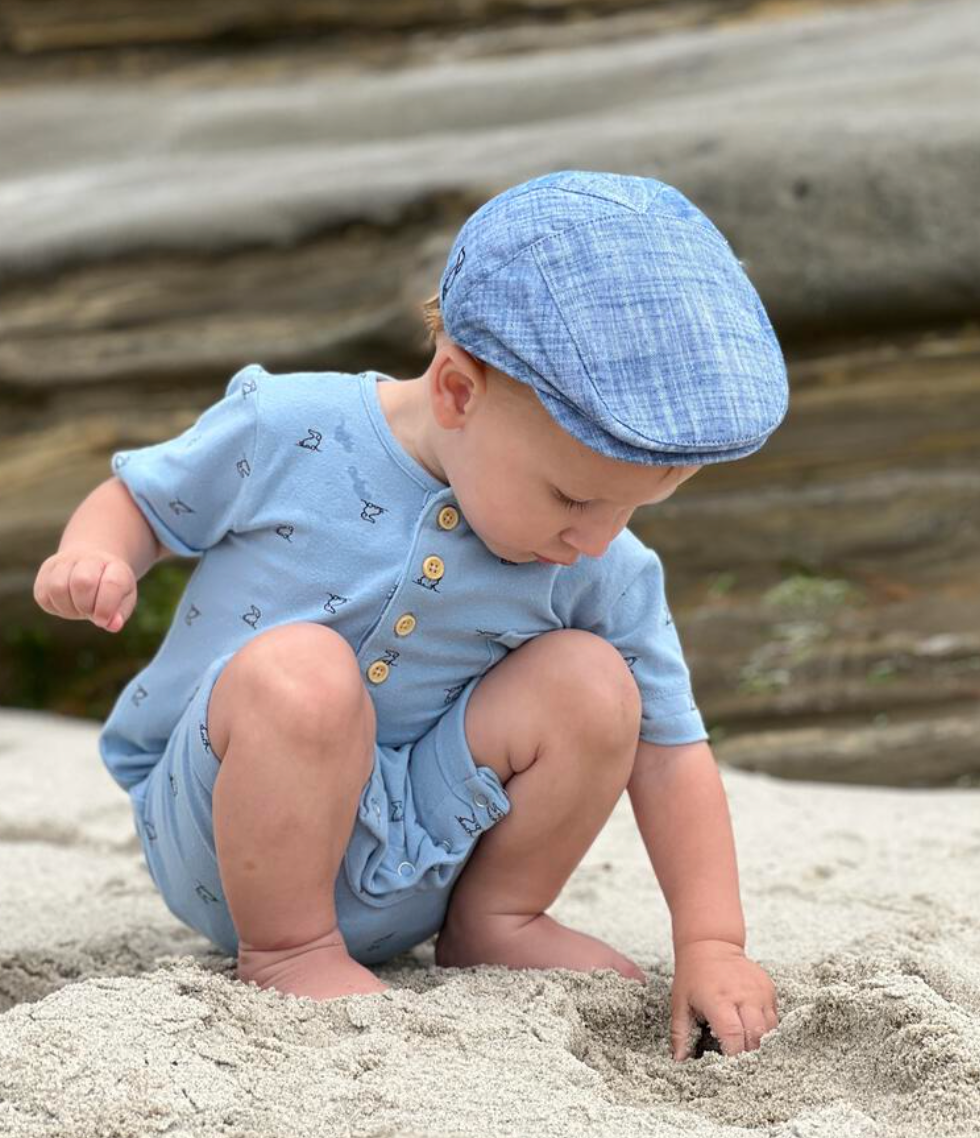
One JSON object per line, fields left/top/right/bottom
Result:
{"left": 436, "top": 629, "right": 645, "bottom": 981}
{"left": 207, "top": 622, "right": 388, "bottom": 999}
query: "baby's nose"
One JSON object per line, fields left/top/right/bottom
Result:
{"left": 562, "top": 524, "right": 620, "bottom": 559}
{"left": 561, "top": 506, "right": 631, "bottom": 559}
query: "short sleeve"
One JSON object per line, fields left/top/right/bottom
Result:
{"left": 110, "top": 363, "right": 261, "bottom": 558}
{"left": 577, "top": 549, "right": 709, "bottom": 746}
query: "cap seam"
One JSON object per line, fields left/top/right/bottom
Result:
{"left": 546, "top": 182, "right": 650, "bottom": 214}
{"left": 450, "top": 175, "right": 645, "bottom": 243}
{"left": 528, "top": 214, "right": 784, "bottom": 450}
{"left": 446, "top": 183, "right": 718, "bottom": 306}
{"left": 448, "top": 316, "right": 780, "bottom": 456}
{"left": 451, "top": 194, "right": 648, "bottom": 306}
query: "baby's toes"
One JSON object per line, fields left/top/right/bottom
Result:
{"left": 617, "top": 957, "right": 647, "bottom": 984}
{"left": 602, "top": 948, "right": 646, "bottom": 984}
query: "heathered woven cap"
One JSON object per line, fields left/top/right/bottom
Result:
{"left": 439, "top": 170, "right": 789, "bottom": 466}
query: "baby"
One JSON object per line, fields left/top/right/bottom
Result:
{"left": 34, "top": 170, "right": 786, "bottom": 1062}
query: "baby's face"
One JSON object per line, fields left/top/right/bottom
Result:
{"left": 431, "top": 359, "right": 700, "bottom": 566}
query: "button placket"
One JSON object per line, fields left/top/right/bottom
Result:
{"left": 363, "top": 498, "right": 460, "bottom": 686}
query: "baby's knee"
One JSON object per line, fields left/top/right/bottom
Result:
{"left": 209, "top": 622, "right": 372, "bottom": 756}
{"left": 541, "top": 630, "right": 642, "bottom": 744}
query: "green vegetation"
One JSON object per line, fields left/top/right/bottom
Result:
{"left": 762, "top": 571, "right": 863, "bottom": 612}
{"left": 736, "top": 660, "right": 792, "bottom": 694}
{"left": 736, "top": 569, "right": 862, "bottom": 696}
{"left": 705, "top": 571, "right": 737, "bottom": 599}
{"left": 866, "top": 660, "right": 900, "bottom": 684}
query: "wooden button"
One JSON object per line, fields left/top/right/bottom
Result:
{"left": 367, "top": 660, "right": 390, "bottom": 684}
{"left": 438, "top": 506, "right": 460, "bottom": 530}
{"left": 423, "top": 555, "right": 444, "bottom": 580}
{"left": 395, "top": 614, "right": 416, "bottom": 636}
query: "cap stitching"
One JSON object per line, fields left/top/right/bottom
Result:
{"left": 451, "top": 204, "right": 636, "bottom": 320}
{"left": 543, "top": 182, "right": 650, "bottom": 214}
{"left": 451, "top": 174, "right": 645, "bottom": 240}
{"left": 527, "top": 213, "right": 786, "bottom": 449}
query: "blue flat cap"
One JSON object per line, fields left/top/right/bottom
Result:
{"left": 439, "top": 170, "right": 789, "bottom": 466}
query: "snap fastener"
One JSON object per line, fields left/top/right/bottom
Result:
{"left": 441, "top": 840, "right": 453, "bottom": 853}
{"left": 473, "top": 792, "right": 489, "bottom": 808}
{"left": 422, "top": 555, "right": 444, "bottom": 580}
{"left": 397, "top": 861, "right": 414, "bottom": 877}
{"left": 367, "top": 660, "right": 390, "bottom": 684}
{"left": 438, "top": 506, "right": 460, "bottom": 531}
{"left": 395, "top": 613, "right": 416, "bottom": 636}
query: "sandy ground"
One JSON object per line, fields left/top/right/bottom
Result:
{"left": 1, "top": 706, "right": 978, "bottom": 1137}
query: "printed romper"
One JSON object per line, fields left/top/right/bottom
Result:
{"left": 99, "top": 364, "right": 708, "bottom": 963}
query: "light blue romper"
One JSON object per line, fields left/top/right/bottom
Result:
{"left": 99, "top": 365, "right": 708, "bottom": 965}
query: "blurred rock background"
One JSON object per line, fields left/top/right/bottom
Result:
{"left": 1, "top": 0, "right": 977, "bottom": 786}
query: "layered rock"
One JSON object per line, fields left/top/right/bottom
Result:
{"left": 2, "top": 0, "right": 977, "bottom": 784}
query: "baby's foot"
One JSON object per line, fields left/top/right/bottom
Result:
{"left": 435, "top": 911, "right": 646, "bottom": 983}
{"left": 237, "top": 926, "right": 389, "bottom": 1000}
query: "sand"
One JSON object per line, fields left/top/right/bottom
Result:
{"left": 1, "top": 706, "right": 978, "bottom": 1137}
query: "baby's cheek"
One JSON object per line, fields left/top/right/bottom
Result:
{"left": 460, "top": 480, "right": 533, "bottom": 550}
{"left": 460, "top": 489, "right": 500, "bottom": 533}
{"left": 469, "top": 508, "right": 525, "bottom": 558}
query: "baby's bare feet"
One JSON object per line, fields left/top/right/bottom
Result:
{"left": 435, "top": 912, "right": 646, "bottom": 983}
{"left": 237, "top": 926, "right": 389, "bottom": 1000}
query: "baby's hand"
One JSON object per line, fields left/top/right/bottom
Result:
{"left": 670, "top": 939, "right": 779, "bottom": 1061}
{"left": 33, "top": 548, "right": 137, "bottom": 633}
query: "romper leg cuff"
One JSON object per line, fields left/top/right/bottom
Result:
{"left": 342, "top": 674, "right": 511, "bottom": 908}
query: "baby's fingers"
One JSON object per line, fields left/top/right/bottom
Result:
{"left": 85, "top": 559, "right": 136, "bottom": 631}
{"left": 34, "top": 554, "right": 88, "bottom": 620}
{"left": 57, "top": 555, "right": 110, "bottom": 622}
{"left": 34, "top": 551, "right": 136, "bottom": 630}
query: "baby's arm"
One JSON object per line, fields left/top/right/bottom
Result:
{"left": 33, "top": 476, "right": 170, "bottom": 632}
{"left": 61, "top": 477, "right": 170, "bottom": 572}
{"left": 628, "top": 739, "right": 746, "bottom": 951}
{"left": 629, "top": 739, "right": 778, "bottom": 1059}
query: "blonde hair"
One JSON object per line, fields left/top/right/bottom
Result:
{"left": 420, "top": 291, "right": 445, "bottom": 346}
{"left": 419, "top": 292, "right": 538, "bottom": 407}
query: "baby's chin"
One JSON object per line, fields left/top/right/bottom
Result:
{"left": 509, "top": 550, "right": 547, "bottom": 565}
{"left": 476, "top": 532, "right": 536, "bottom": 563}
{"left": 493, "top": 546, "right": 537, "bottom": 563}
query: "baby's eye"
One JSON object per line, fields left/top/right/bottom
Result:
{"left": 554, "top": 488, "right": 589, "bottom": 512}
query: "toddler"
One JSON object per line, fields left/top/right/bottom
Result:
{"left": 34, "top": 170, "right": 786, "bottom": 1061}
